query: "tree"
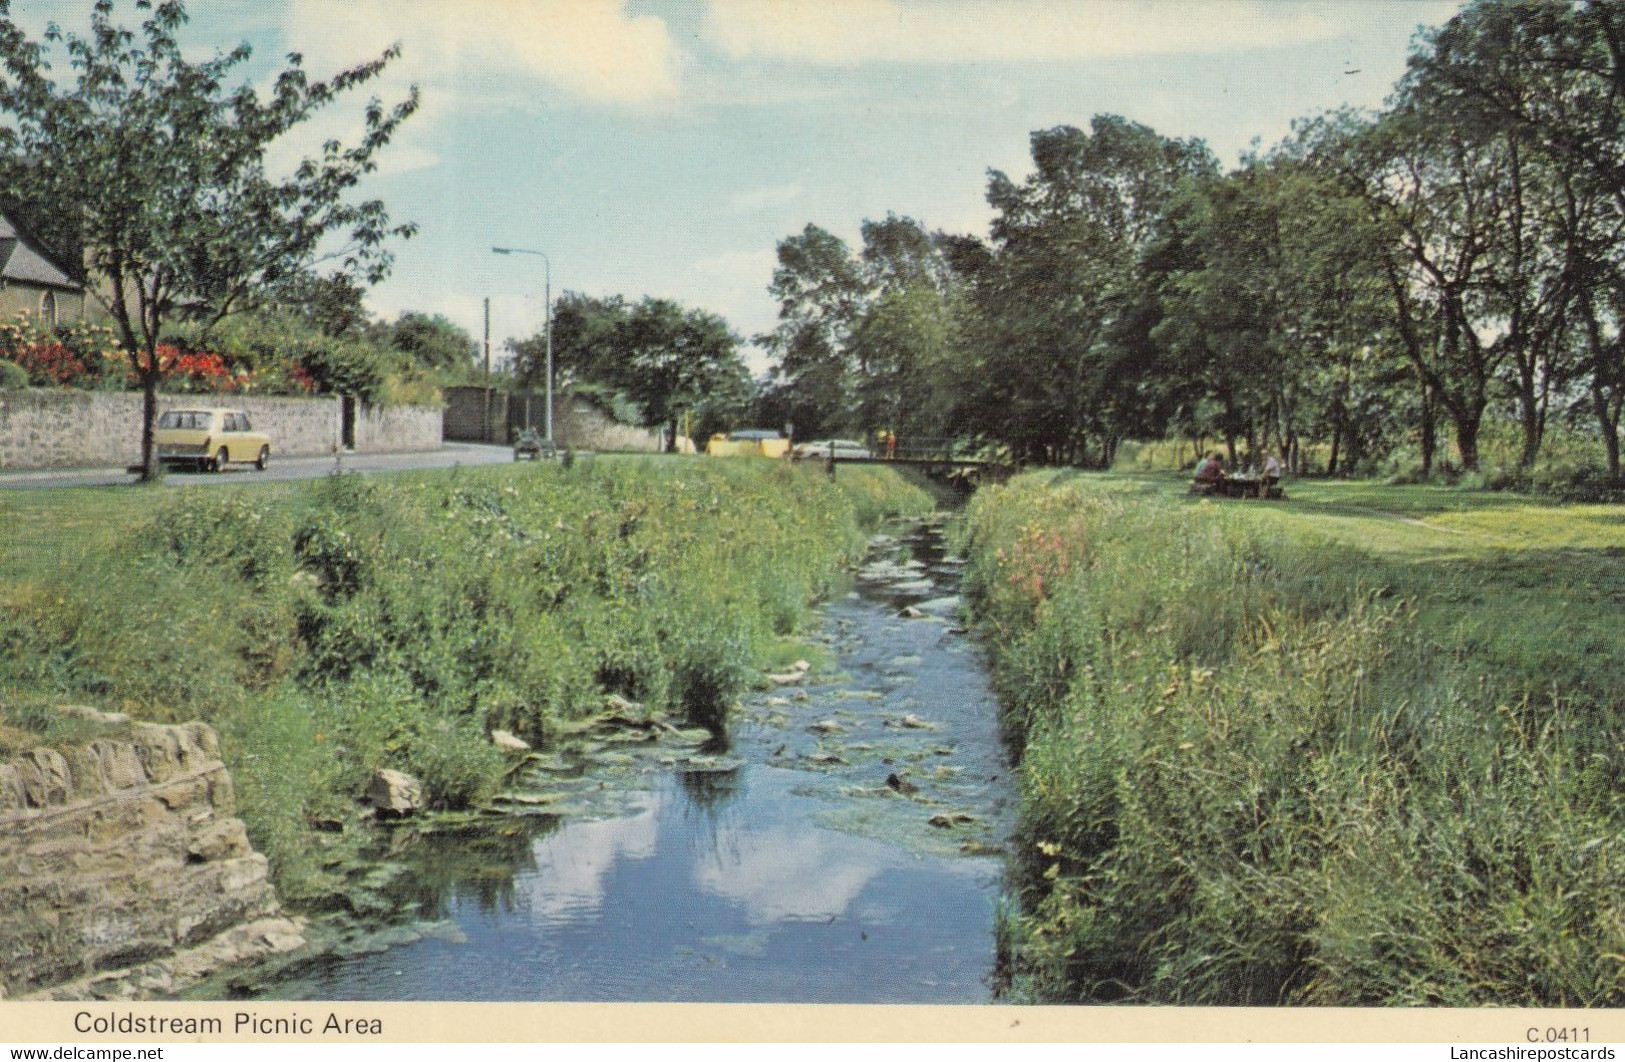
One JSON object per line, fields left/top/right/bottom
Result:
{"left": 1401, "top": 0, "right": 1625, "bottom": 477}
{"left": 510, "top": 291, "right": 629, "bottom": 390}
{"left": 760, "top": 224, "right": 869, "bottom": 440}
{"left": 387, "top": 312, "right": 476, "bottom": 375}
{"left": 248, "top": 269, "right": 375, "bottom": 340}
{"left": 1400, "top": 2, "right": 1583, "bottom": 470}
{"left": 976, "top": 116, "right": 1216, "bottom": 465}
{"left": 1152, "top": 146, "right": 1402, "bottom": 475}
{"left": 0, "top": 0, "right": 418, "bottom": 479}
{"left": 845, "top": 214, "right": 968, "bottom": 441}
{"left": 613, "top": 298, "right": 749, "bottom": 451}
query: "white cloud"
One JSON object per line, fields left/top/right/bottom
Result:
{"left": 705, "top": 0, "right": 1377, "bottom": 64}
{"left": 284, "top": 0, "right": 683, "bottom": 107}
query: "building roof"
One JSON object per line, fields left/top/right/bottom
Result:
{"left": 0, "top": 214, "right": 80, "bottom": 291}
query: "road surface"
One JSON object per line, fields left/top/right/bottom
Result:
{"left": 0, "top": 443, "right": 522, "bottom": 490}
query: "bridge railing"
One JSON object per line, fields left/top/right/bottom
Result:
{"left": 870, "top": 436, "right": 957, "bottom": 461}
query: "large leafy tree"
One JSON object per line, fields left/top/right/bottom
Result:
{"left": 1401, "top": 0, "right": 1625, "bottom": 475}
{"left": 1152, "top": 147, "right": 1402, "bottom": 473}
{"left": 759, "top": 224, "right": 869, "bottom": 440}
{"left": 849, "top": 213, "right": 965, "bottom": 441}
{"left": 1398, "top": 2, "right": 1583, "bottom": 470}
{"left": 614, "top": 298, "right": 749, "bottom": 451}
{"left": 977, "top": 116, "right": 1216, "bottom": 466}
{"left": 0, "top": 0, "right": 418, "bottom": 479}
{"left": 513, "top": 293, "right": 750, "bottom": 450}
{"left": 509, "top": 291, "right": 630, "bottom": 390}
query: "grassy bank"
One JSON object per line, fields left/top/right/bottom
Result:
{"left": 0, "top": 457, "right": 931, "bottom": 907}
{"left": 960, "top": 471, "right": 1625, "bottom": 1006}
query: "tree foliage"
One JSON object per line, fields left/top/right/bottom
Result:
{"left": 508, "top": 293, "right": 750, "bottom": 450}
{"left": 0, "top": 0, "right": 417, "bottom": 478}
{"left": 756, "top": 2, "right": 1625, "bottom": 485}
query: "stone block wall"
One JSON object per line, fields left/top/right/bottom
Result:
{"left": 555, "top": 395, "right": 666, "bottom": 453}
{"left": 0, "top": 711, "right": 300, "bottom": 999}
{"left": 0, "top": 389, "right": 442, "bottom": 469}
{"left": 443, "top": 386, "right": 663, "bottom": 452}
{"left": 353, "top": 399, "right": 443, "bottom": 454}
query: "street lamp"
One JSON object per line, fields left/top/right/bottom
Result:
{"left": 492, "top": 246, "right": 552, "bottom": 444}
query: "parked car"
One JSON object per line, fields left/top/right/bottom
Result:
{"left": 790, "top": 438, "right": 872, "bottom": 460}
{"left": 155, "top": 407, "right": 271, "bottom": 472}
{"left": 706, "top": 428, "right": 791, "bottom": 458}
{"left": 512, "top": 428, "right": 556, "bottom": 461}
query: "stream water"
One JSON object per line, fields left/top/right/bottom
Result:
{"left": 258, "top": 516, "right": 1014, "bottom": 1003}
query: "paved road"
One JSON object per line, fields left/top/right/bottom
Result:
{"left": 0, "top": 442, "right": 522, "bottom": 490}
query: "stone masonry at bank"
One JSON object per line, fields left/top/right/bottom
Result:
{"left": 0, "top": 389, "right": 441, "bottom": 470}
{"left": 0, "top": 709, "right": 303, "bottom": 999}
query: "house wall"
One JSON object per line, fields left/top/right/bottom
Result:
{"left": 0, "top": 389, "right": 442, "bottom": 470}
{"left": 0, "top": 283, "right": 87, "bottom": 325}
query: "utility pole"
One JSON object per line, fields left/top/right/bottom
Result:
{"left": 482, "top": 296, "right": 492, "bottom": 442}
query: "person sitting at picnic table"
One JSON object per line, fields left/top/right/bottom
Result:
{"left": 1246, "top": 448, "right": 1283, "bottom": 498}
{"left": 1191, "top": 452, "right": 1225, "bottom": 493}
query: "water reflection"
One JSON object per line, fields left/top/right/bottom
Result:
{"left": 262, "top": 517, "right": 1012, "bottom": 1003}
{"left": 524, "top": 793, "right": 660, "bottom": 922}
{"left": 676, "top": 766, "right": 743, "bottom": 813}
{"left": 390, "top": 816, "right": 557, "bottom": 920}
{"left": 690, "top": 819, "right": 886, "bottom": 924}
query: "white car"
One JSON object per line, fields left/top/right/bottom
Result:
{"left": 792, "top": 439, "right": 873, "bottom": 460}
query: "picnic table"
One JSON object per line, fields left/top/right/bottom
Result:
{"left": 1191, "top": 474, "right": 1285, "bottom": 500}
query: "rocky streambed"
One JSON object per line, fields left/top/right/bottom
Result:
{"left": 240, "top": 514, "right": 1014, "bottom": 1003}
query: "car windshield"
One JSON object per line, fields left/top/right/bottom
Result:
{"left": 158, "top": 411, "right": 213, "bottom": 430}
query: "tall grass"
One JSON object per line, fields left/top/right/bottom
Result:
{"left": 960, "top": 475, "right": 1625, "bottom": 1005}
{"left": 0, "top": 458, "right": 930, "bottom": 906}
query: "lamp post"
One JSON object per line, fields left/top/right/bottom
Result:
{"left": 492, "top": 246, "right": 552, "bottom": 443}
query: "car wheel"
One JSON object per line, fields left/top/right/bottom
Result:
{"left": 214, "top": 447, "right": 229, "bottom": 473}
{"left": 256, "top": 446, "right": 270, "bottom": 471}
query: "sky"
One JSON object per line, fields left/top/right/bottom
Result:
{"left": 19, "top": 0, "right": 1468, "bottom": 373}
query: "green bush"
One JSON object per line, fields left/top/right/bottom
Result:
{"left": 0, "top": 359, "right": 27, "bottom": 390}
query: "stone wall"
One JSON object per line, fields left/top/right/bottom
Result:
{"left": 353, "top": 399, "right": 443, "bottom": 454}
{"left": 0, "top": 389, "right": 442, "bottom": 469}
{"left": 555, "top": 395, "right": 667, "bottom": 453}
{"left": 0, "top": 709, "right": 303, "bottom": 999}
{"left": 444, "top": 386, "right": 664, "bottom": 452}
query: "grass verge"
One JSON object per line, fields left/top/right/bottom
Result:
{"left": 961, "top": 470, "right": 1625, "bottom": 1006}
{"left": 0, "top": 456, "right": 931, "bottom": 909}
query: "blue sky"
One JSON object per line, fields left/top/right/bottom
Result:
{"left": 22, "top": 1, "right": 1466, "bottom": 371}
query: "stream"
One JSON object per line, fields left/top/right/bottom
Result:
{"left": 256, "top": 515, "right": 1014, "bottom": 1003}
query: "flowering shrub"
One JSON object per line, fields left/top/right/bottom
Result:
{"left": 13, "top": 341, "right": 87, "bottom": 386}
{"left": 0, "top": 308, "right": 402, "bottom": 400}
{"left": 0, "top": 312, "right": 122, "bottom": 388}
{"left": 153, "top": 345, "right": 241, "bottom": 393}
